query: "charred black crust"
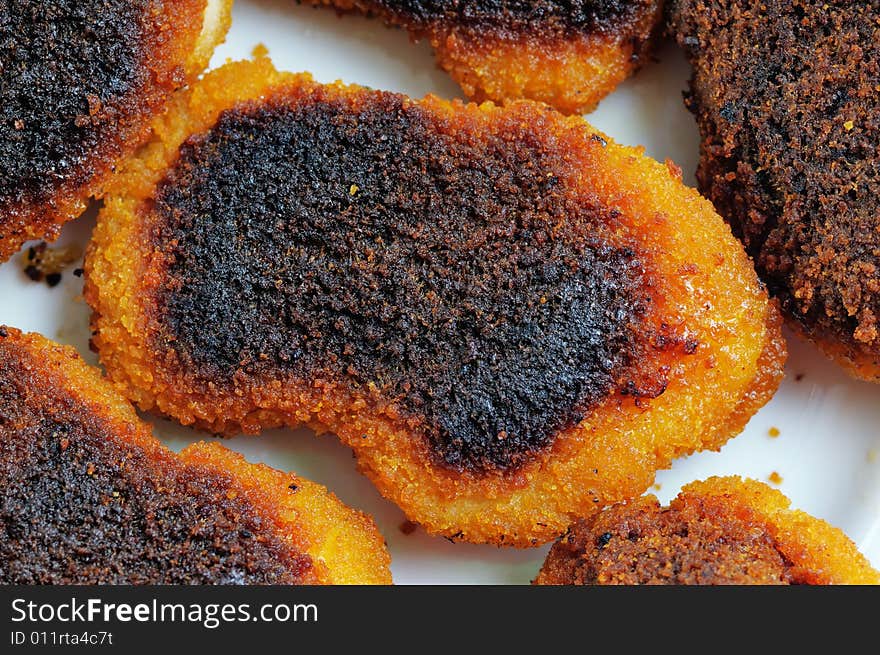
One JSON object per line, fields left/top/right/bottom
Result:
{"left": 0, "top": 341, "right": 312, "bottom": 585}
{"left": 0, "top": 0, "right": 152, "bottom": 207}
{"left": 669, "top": 0, "right": 880, "bottom": 354}
{"left": 151, "top": 92, "right": 651, "bottom": 474}
{"left": 361, "top": 0, "right": 659, "bottom": 37}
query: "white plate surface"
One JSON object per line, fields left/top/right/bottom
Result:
{"left": 1, "top": 0, "right": 878, "bottom": 584}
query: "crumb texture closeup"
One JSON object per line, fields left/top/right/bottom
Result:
{"left": 0, "top": 0, "right": 230, "bottom": 263}
{"left": 0, "top": 327, "right": 391, "bottom": 584}
{"left": 86, "top": 59, "right": 784, "bottom": 545}
{"left": 309, "top": 0, "right": 664, "bottom": 113}
{"left": 670, "top": 0, "right": 880, "bottom": 379}
{"left": 0, "top": 0, "right": 151, "bottom": 207}
{"left": 154, "top": 95, "right": 649, "bottom": 473}
{"left": 535, "top": 477, "right": 880, "bottom": 585}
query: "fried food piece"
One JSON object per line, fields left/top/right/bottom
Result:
{"left": 669, "top": 1, "right": 880, "bottom": 381}
{"left": 0, "top": 327, "right": 391, "bottom": 585}
{"left": 0, "top": 0, "right": 232, "bottom": 263}
{"left": 85, "top": 58, "right": 785, "bottom": 546}
{"left": 536, "top": 477, "right": 880, "bottom": 585}
{"left": 308, "top": 0, "right": 664, "bottom": 114}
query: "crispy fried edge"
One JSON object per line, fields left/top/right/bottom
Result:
{"left": 85, "top": 57, "right": 786, "bottom": 546}
{"left": 0, "top": 327, "right": 392, "bottom": 585}
{"left": 0, "top": 0, "right": 233, "bottom": 263}
{"left": 310, "top": 0, "right": 664, "bottom": 114}
{"left": 535, "top": 476, "right": 880, "bottom": 585}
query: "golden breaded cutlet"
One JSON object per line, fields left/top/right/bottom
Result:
{"left": 0, "top": 327, "right": 391, "bottom": 585}
{"left": 307, "top": 0, "right": 664, "bottom": 114}
{"left": 535, "top": 477, "right": 880, "bottom": 585}
{"left": 85, "top": 58, "right": 785, "bottom": 546}
{"left": 0, "top": 0, "right": 232, "bottom": 263}
{"left": 669, "top": 0, "right": 880, "bottom": 381}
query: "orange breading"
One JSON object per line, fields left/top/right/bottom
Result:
{"left": 0, "top": 0, "right": 232, "bottom": 263}
{"left": 0, "top": 327, "right": 391, "bottom": 585}
{"left": 308, "top": 0, "right": 664, "bottom": 114}
{"left": 535, "top": 477, "right": 879, "bottom": 585}
{"left": 85, "top": 58, "right": 786, "bottom": 546}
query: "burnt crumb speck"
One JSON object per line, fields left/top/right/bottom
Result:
{"left": 153, "top": 93, "right": 654, "bottom": 474}
{"left": 287, "top": 483, "right": 299, "bottom": 492}
{"left": 399, "top": 520, "right": 418, "bottom": 535}
{"left": 0, "top": 327, "right": 7, "bottom": 338}
{"left": 596, "top": 531, "right": 613, "bottom": 549}
{"left": 718, "top": 102, "right": 736, "bottom": 122}
{"left": 20, "top": 241, "right": 82, "bottom": 287}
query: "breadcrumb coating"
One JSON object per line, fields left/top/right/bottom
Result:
{"left": 307, "top": 0, "right": 664, "bottom": 114}
{"left": 536, "top": 477, "right": 880, "bottom": 585}
{"left": 0, "top": 327, "right": 391, "bottom": 585}
{"left": 85, "top": 58, "right": 785, "bottom": 546}
{"left": 669, "top": 0, "right": 880, "bottom": 381}
{"left": 0, "top": 0, "right": 232, "bottom": 263}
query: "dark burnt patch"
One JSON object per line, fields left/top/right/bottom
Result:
{"left": 670, "top": 0, "right": 880, "bottom": 354}
{"left": 0, "top": 341, "right": 312, "bottom": 585}
{"left": 540, "top": 499, "right": 795, "bottom": 585}
{"left": 152, "top": 92, "right": 651, "bottom": 473}
{"left": 365, "top": 0, "right": 657, "bottom": 36}
{"left": 0, "top": 0, "right": 153, "bottom": 207}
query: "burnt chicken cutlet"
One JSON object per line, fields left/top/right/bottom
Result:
{"left": 0, "top": 0, "right": 232, "bottom": 263}
{"left": 85, "top": 58, "right": 785, "bottom": 546}
{"left": 536, "top": 477, "right": 880, "bottom": 585}
{"left": 0, "top": 327, "right": 391, "bottom": 585}
{"left": 307, "top": 0, "right": 664, "bottom": 114}
{"left": 669, "top": 0, "right": 880, "bottom": 381}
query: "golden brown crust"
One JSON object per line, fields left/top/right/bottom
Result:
{"left": 310, "top": 0, "right": 664, "bottom": 114}
{"left": 535, "top": 476, "right": 880, "bottom": 585}
{"left": 669, "top": 0, "right": 880, "bottom": 381}
{"left": 0, "top": 326, "right": 391, "bottom": 585}
{"left": 0, "top": 0, "right": 232, "bottom": 263}
{"left": 85, "top": 58, "right": 785, "bottom": 546}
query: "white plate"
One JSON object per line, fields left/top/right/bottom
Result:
{"left": 1, "top": 0, "right": 878, "bottom": 584}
